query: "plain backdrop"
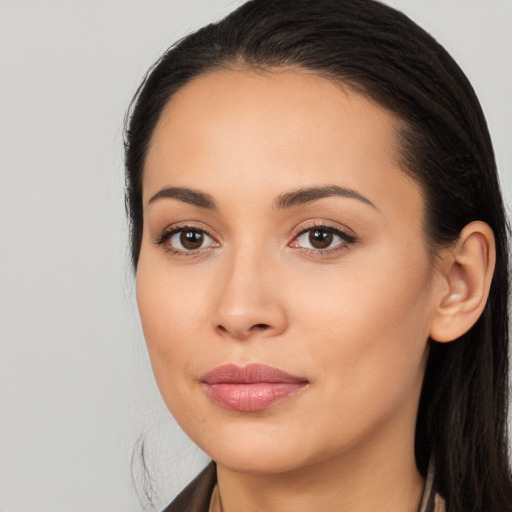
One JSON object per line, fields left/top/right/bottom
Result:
{"left": 0, "top": 1, "right": 510, "bottom": 511}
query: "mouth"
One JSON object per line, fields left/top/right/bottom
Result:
{"left": 200, "top": 363, "right": 309, "bottom": 412}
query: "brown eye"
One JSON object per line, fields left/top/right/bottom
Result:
{"left": 292, "top": 225, "right": 355, "bottom": 253}
{"left": 309, "top": 229, "right": 333, "bottom": 249}
{"left": 180, "top": 230, "right": 204, "bottom": 250}
{"left": 166, "top": 229, "right": 216, "bottom": 252}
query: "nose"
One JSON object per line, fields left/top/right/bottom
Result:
{"left": 212, "top": 251, "right": 288, "bottom": 341}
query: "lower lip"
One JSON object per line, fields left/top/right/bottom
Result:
{"left": 202, "top": 382, "right": 307, "bottom": 412}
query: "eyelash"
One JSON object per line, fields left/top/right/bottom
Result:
{"left": 154, "top": 224, "right": 219, "bottom": 258}
{"left": 154, "top": 222, "right": 357, "bottom": 258}
{"left": 290, "top": 222, "right": 357, "bottom": 256}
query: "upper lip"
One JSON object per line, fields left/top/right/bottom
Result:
{"left": 200, "top": 363, "right": 308, "bottom": 384}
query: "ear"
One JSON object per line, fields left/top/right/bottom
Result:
{"left": 429, "top": 221, "right": 496, "bottom": 343}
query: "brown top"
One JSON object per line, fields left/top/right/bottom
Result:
{"left": 162, "top": 463, "right": 217, "bottom": 512}
{"left": 162, "top": 461, "right": 445, "bottom": 512}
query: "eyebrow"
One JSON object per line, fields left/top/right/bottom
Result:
{"left": 148, "top": 186, "right": 217, "bottom": 209}
{"left": 147, "top": 184, "right": 376, "bottom": 211}
{"left": 275, "top": 185, "right": 377, "bottom": 210}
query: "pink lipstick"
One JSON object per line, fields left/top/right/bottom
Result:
{"left": 200, "top": 363, "right": 308, "bottom": 412}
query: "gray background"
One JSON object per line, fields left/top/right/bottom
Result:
{"left": 0, "top": 1, "right": 510, "bottom": 511}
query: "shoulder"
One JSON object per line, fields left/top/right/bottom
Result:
{"left": 161, "top": 462, "right": 217, "bottom": 512}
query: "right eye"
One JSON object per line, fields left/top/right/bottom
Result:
{"left": 156, "top": 226, "right": 219, "bottom": 255}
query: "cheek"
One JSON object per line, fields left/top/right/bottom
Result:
{"left": 136, "top": 248, "right": 210, "bottom": 341}
{"left": 136, "top": 264, "right": 215, "bottom": 438}
{"left": 288, "top": 245, "right": 433, "bottom": 411}
{"left": 135, "top": 256, "right": 204, "bottom": 392}
{"left": 301, "top": 238, "right": 432, "bottom": 337}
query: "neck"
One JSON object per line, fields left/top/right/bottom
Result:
{"left": 215, "top": 411, "right": 424, "bottom": 512}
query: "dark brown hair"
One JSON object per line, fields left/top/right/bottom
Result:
{"left": 125, "top": 1, "right": 512, "bottom": 510}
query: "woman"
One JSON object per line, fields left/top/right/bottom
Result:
{"left": 125, "top": 0, "right": 512, "bottom": 511}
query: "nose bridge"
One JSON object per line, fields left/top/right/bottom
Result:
{"left": 213, "top": 241, "right": 287, "bottom": 339}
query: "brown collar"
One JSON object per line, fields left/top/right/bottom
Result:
{"left": 163, "top": 459, "right": 446, "bottom": 512}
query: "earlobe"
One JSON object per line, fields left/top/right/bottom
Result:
{"left": 429, "top": 221, "right": 496, "bottom": 343}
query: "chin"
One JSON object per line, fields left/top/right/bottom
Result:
{"left": 187, "top": 419, "right": 331, "bottom": 476}
{"left": 211, "top": 445, "right": 309, "bottom": 475}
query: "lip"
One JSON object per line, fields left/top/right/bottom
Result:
{"left": 200, "top": 363, "right": 309, "bottom": 412}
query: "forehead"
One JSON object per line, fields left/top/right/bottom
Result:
{"left": 143, "top": 68, "right": 421, "bottom": 219}
{"left": 147, "top": 68, "right": 401, "bottom": 170}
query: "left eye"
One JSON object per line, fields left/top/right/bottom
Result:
{"left": 293, "top": 227, "right": 349, "bottom": 250}
{"left": 168, "top": 229, "right": 214, "bottom": 251}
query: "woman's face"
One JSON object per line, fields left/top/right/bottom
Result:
{"left": 136, "top": 69, "right": 440, "bottom": 474}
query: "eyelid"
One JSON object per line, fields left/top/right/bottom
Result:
{"left": 153, "top": 222, "right": 220, "bottom": 256}
{"left": 289, "top": 220, "right": 358, "bottom": 253}
{"left": 290, "top": 220, "right": 356, "bottom": 240}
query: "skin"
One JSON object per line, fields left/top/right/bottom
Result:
{"left": 135, "top": 69, "right": 488, "bottom": 512}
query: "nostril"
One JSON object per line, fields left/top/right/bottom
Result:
{"left": 215, "top": 322, "right": 274, "bottom": 339}
{"left": 252, "top": 323, "right": 270, "bottom": 331}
